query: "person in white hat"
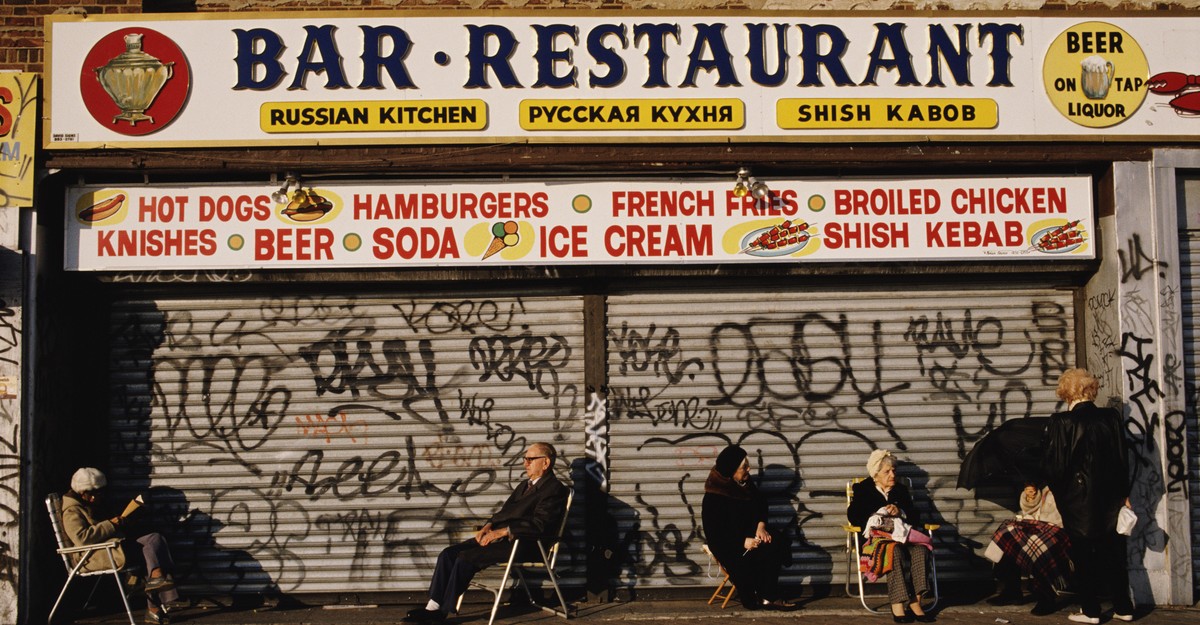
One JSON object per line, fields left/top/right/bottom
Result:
{"left": 62, "top": 467, "right": 180, "bottom": 623}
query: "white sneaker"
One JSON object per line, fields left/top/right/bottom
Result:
{"left": 1068, "top": 613, "right": 1100, "bottom": 624}
{"left": 1112, "top": 614, "right": 1134, "bottom": 622}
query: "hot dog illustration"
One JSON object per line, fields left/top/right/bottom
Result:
{"left": 77, "top": 194, "right": 126, "bottom": 222}
{"left": 281, "top": 189, "right": 333, "bottom": 223}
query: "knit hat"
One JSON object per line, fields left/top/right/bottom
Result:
{"left": 714, "top": 445, "right": 748, "bottom": 478}
{"left": 866, "top": 449, "right": 893, "bottom": 478}
{"left": 70, "top": 467, "right": 107, "bottom": 494}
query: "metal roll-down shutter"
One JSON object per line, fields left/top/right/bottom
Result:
{"left": 605, "top": 286, "right": 1075, "bottom": 589}
{"left": 107, "top": 293, "right": 585, "bottom": 595}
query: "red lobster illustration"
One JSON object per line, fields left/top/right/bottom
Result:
{"left": 1147, "top": 72, "right": 1200, "bottom": 115}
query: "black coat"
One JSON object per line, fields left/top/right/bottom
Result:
{"left": 701, "top": 476, "right": 768, "bottom": 566}
{"left": 847, "top": 478, "right": 920, "bottom": 529}
{"left": 1042, "top": 401, "right": 1129, "bottom": 538}
{"left": 488, "top": 475, "right": 569, "bottom": 539}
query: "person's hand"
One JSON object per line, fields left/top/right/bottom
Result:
{"left": 743, "top": 537, "right": 761, "bottom": 551}
{"left": 474, "top": 524, "right": 492, "bottom": 544}
{"left": 109, "top": 516, "right": 122, "bottom": 527}
{"left": 884, "top": 504, "right": 899, "bottom": 517}
{"left": 755, "top": 526, "right": 772, "bottom": 544}
{"left": 478, "top": 527, "right": 509, "bottom": 546}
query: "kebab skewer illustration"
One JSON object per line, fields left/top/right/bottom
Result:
{"left": 1033, "top": 219, "right": 1086, "bottom": 252}
{"left": 740, "top": 219, "right": 815, "bottom": 254}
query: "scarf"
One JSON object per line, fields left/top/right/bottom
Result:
{"left": 703, "top": 468, "right": 753, "bottom": 500}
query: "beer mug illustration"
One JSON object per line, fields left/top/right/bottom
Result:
{"left": 1081, "top": 55, "right": 1115, "bottom": 100}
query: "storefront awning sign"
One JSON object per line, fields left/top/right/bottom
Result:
{"left": 64, "top": 175, "right": 1095, "bottom": 271}
{"left": 43, "top": 12, "right": 1200, "bottom": 148}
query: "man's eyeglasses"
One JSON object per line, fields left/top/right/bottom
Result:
{"left": 523, "top": 456, "right": 547, "bottom": 463}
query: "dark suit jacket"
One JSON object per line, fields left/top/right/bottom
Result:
{"left": 847, "top": 478, "right": 920, "bottom": 529}
{"left": 1043, "top": 401, "right": 1129, "bottom": 538}
{"left": 487, "top": 474, "right": 569, "bottom": 539}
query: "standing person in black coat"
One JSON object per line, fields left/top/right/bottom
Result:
{"left": 701, "top": 444, "right": 795, "bottom": 611}
{"left": 1042, "top": 368, "right": 1135, "bottom": 624}
{"left": 848, "top": 449, "right": 935, "bottom": 623}
{"left": 404, "top": 442, "right": 569, "bottom": 624}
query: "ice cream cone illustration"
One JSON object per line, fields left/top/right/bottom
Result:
{"left": 483, "top": 220, "right": 519, "bottom": 259}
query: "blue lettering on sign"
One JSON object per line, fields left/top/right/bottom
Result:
{"left": 0, "top": 141, "right": 18, "bottom": 162}
{"left": 532, "top": 24, "right": 578, "bottom": 88}
{"left": 465, "top": 25, "right": 521, "bottom": 88}
{"left": 587, "top": 24, "right": 627, "bottom": 88}
{"left": 746, "top": 23, "right": 788, "bottom": 87}
{"left": 633, "top": 23, "right": 679, "bottom": 88}
{"left": 228, "top": 19, "right": 1026, "bottom": 92}
{"left": 290, "top": 25, "right": 350, "bottom": 90}
{"left": 358, "top": 25, "right": 416, "bottom": 89}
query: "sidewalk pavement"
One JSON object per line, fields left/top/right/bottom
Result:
{"left": 72, "top": 588, "right": 1200, "bottom": 625}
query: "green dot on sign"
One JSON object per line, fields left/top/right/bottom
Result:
{"left": 808, "top": 195, "right": 826, "bottom": 212}
{"left": 572, "top": 195, "right": 592, "bottom": 213}
{"left": 228, "top": 234, "right": 244, "bottom": 251}
{"left": 491, "top": 222, "right": 506, "bottom": 237}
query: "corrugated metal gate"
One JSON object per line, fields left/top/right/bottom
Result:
{"left": 605, "top": 287, "right": 1075, "bottom": 588}
{"left": 103, "top": 286, "right": 1078, "bottom": 594}
{"left": 1184, "top": 230, "right": 1200, "bottom": 596}
{"left": 106, "top": 294, "right": 586, "bottom": 595}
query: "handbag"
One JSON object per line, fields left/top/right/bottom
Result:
{"left": 1116, "top": 506, "right": 1137, "bottom": 536}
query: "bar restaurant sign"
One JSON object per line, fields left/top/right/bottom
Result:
{"left": 64, "top": 175, "right": 1093, "bottom": 270}
{"left": 43, "top": 11, "right": 1200, "bottom": 148}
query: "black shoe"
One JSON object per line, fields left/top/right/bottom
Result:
{"left": 145, "top": 575, "right": 176, "bottom": 593}
{"left": 402, "top": 608, "right": 444, "bottom": 623}
{"left": 893, "top": 613, "right": 915, "bottom": 623}
{"left": 914, "top": 614, "right": 936, "bottom": 623}
{"left": 1030, "top": 599, "right": 1057, "bottom": 616}
{"left": 761, "top": 598, "right": 798, "bottom": 611}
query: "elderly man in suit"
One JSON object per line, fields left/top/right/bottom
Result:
{"left": 405, "top": 442, "right": 569, "bottom": 624}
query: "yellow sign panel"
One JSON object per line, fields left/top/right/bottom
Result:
{"left": 261, "top": 100, "right": 488, "bottom": 133}
{"left": 777, "top": 98, "right": 998, "bottom": 129}
{"left": 1041, "top": 21, "right": 1149, "bottom": 129}
{"left": 520, "top": 99, "right": 744, "bottom": 131}
{"left": 0, "top": 73, "right": 38, "bottom": 208}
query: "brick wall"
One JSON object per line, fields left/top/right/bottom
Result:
{"left": 3, "top": 1, "right": 1200, "bottom": 79}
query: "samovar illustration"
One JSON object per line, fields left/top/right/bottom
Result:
{"left": 94, "top": 33, "right": 174, "bottom": 125}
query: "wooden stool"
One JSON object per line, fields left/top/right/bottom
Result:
{"left": 701, "top": 544, "right": 737, "bottom": 608}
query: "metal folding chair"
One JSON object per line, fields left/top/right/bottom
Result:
{"left": 842, "top": 478, "right": 940, "bottom": 613}
{"left": 456, "top": 490, "right": 574, "bottom": 625}
{"left": 45, "top": 493, "right": 136, "bottom": 625}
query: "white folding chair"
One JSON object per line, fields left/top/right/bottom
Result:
{"left": 46, "top": 493, "right": 136, "bottom": 625}
{"left": 842, "top": 478, "right": 940, "bottom": 613}
{"left": 457, "top": 490, "right": 574, "bottom": 625}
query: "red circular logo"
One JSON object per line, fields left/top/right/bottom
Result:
{"left": 79, "top": 27, "right": 190, "bottom": 136}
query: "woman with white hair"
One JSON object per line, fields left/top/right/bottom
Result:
{"left": 847, "top": 449, "right": 935, "bottom": 623}
{"left": 62, "top": 467, "right": 179, "bottom": 624}
{"left": 1042, "top": 368, "right": 1135, "bottom": 624}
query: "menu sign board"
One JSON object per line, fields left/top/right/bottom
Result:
{"left": 44, "top": 12, "right": 1200, "bottom": 148}
{"left": 65, "top": 175, "right": 1094, "bottom": 270}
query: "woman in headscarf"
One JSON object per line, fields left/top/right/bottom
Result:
{"left": 1042, "top": 368, "right": 1135, "bottom": 624}
{"left": 701, "top": 444, "right": 795, "bottom": 611}
{"left": 61, "top": 467, "right": 180, "bottom": 624}
{"left": 985, "top": 483, "right": 1070, "bottom": 616}
{"left": 847, "top": 449, "right": 935, "bottom": 623}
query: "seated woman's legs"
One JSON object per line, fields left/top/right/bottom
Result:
{"left": 137, "top": 533, "right": 179, "bottom": 609}
{"left": 886, "top": 545, "right": 932, "bottom": 620}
